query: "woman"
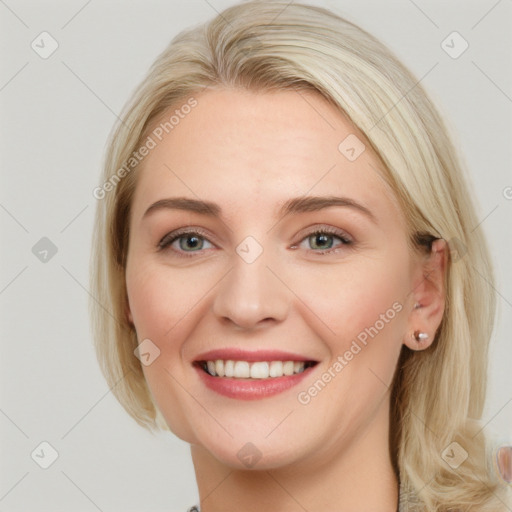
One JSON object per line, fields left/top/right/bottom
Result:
{"left": 90, "top": 1, "right": 511, "bottom": 510}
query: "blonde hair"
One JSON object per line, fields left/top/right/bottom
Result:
{"left": 90, "top": 1, "right": 510, "bottom": 509}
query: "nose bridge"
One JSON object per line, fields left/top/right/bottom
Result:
{"left": 212, "top": 240, "right": 289, "bottom": 329}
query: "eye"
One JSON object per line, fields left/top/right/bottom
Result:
{"left": 295, "top": 226, "right": 353, "bottom": 254}
{"left": 158, "top": 229, "right": 214, "bottom": 256}
{"left": 157, "top": 225, "right": 353, "bottom": 258}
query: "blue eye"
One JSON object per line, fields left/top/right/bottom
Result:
{"left": 158, "top": 230, "right": 213, "bottom": 254}
{"left": 309, "top": 232, "right": 335, "bottom": 250}
{"left": 177, "top": 234, "right": 206, "bottom": 251}
{"left": 158, "top": 226, "right": 353, "bottom": 258}
{"left": 300, "top": 228, "right": 352, "bottom": 253}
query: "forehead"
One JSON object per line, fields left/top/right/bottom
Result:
{"left": 131, "top": 88, "right": 400, "bottom": 224}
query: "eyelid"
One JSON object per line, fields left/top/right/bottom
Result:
{"left": 293, "top": 224, "right": 353, "bottom": 245}
{"left": 157, "top": 227, "right": 215, "bottom": 252}
{"left": 157, "top": 224, "right": 354, "bottom": 256}
{"left": 291, "top": 224, "right": 353, "bottom": 254}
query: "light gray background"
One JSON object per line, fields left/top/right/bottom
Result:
{"left": 0, "top": 0, "right": 510, "bottom": 510}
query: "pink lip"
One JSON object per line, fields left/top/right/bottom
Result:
{"left": 194, "top": 348, "right": 315, "bottom": 363}
{"left": 194, "top": 363, "right": 316, "bottom": 400}
{"left": 192, "top": 349, "right": 319, "bottom": 400}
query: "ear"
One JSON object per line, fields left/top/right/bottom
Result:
{"left": 404, "top": 238, "right": 448, "bottom": 351}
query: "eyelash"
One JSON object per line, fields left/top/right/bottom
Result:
{"left": 157, "top": 226, "right": 353, "bottom": 258}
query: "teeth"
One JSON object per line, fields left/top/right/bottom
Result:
{"left": 215, "top": 359, "right": 225, "bottom": 377}
{"left": 203, "top": 360, "right": 310, "bottom": 378}
{"left": 283, "top": 361, "right": 294, "bottom": 376}
{"left": 250, "top": 362, "right": 269, "bottom": 379}
{"left": 207, "top": 361, "right": 216, "bottom": 376}
{"left": 224, "top": 360, "right": 234, "bottom": 377}
{"left": 234, "top": 361, "right": 250, "bottom": 378}
{"left": 269, "top": 361, "right": 282, "bottom": 377}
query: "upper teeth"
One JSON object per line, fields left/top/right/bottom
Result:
{"left": 204, "top": 360, "right": 308, "bottom": 379}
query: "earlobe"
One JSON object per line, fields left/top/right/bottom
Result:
{"left": 405, "top": 327, "right": 430, "bottom": 350}
{"left": 404, "top": 239, "right": 448, "bottom": 351}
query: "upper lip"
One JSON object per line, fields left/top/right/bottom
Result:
{"left": 194, "top": 348, "right": 318, "bottom": 363}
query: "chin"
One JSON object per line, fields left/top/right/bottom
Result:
{"left": 201, "top": 437, "right": 309, "bottom": 471}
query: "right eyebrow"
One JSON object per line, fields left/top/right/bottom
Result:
{"left": 143, "top": 197, "right": 221, "bottom": 219}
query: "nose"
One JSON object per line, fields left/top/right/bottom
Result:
{"left": 211, "top": 250, "right": 290, "bottom": 330}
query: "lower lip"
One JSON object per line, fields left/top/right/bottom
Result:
{"left": 194, "top": 364, "right": 315, "bottom": 400}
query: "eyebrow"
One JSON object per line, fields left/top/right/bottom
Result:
{"left": 143, "top": 195, "right": 377, "bottom": 223}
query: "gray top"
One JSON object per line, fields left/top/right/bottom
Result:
{"left": 186, "top": 479, "right": 423, "bottom": 512}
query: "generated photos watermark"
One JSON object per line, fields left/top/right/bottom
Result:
{"left": 93, "top": 97, "right": 198, "bottom": 200}
{"left": 297, "top": 301, "right": 403, "bottom": 405}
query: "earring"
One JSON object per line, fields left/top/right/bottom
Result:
{"left": 413, "top": 330, "right": 429, "bottom": 342}
{"left": 414, "top": 302, "right": 422, "bottom": 309}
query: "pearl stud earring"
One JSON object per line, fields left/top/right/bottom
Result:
{"left": 413, "top": 330, "right": 429, "bottom": 342}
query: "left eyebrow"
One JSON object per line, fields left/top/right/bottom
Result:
{"left": 278, "top": 195, "right": 377, "bottom": 223}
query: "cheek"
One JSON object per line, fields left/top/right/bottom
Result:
{"left": 289, "top": 250, "right": 411, "bottom": 371}
{"left": 125, "top": 257, "right": 217, "bottom": 441}
{"left": 126, "top": 258, "right": 211, "bottom": 341}
{"left": 287, "top": 253, "right": 410, "bottom": 432}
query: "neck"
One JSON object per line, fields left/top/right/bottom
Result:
{"left": 190, "top": 401, "right": 399, "bottom": 511}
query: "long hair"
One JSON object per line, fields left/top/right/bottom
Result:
{"left": 90, "top": 2, "right": 510, "bottom": 509}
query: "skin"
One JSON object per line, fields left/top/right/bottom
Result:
{"left": 125, "top": 88, "right": 447, "bottom": 511}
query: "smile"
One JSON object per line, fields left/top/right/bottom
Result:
{"left": 193, "top": 350, "right": 319, "bottom": 400}
{"left": 199, "top": 359, "right": 316, "bottom": 379}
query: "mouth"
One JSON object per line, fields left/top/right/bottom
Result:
{"left": 196, "top": 359, "right": 317, "bottom": 379}
{"left": 192, "top": 350, "right": 319, "bottom": 400}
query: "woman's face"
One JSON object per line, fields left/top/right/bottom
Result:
{"left": 125, "top": 88, "right": 424, "bottom": 470}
